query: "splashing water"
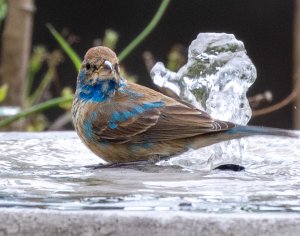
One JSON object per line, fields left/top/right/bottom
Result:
{"left": 150, "top": 33, "right": 257, "bottom": 168}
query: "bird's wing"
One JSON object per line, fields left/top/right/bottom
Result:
{"left": 93, "top": 104, "right": 162, "bottom": 144}
{"left": 129, "top": 102, "right": 234, "bottom": 143}
{"left": 91, "top": 84, "right": 234, "bottom": 144}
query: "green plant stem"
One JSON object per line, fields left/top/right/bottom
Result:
{"left": 28, "top": 68, "right": 55, "bottom": 105}
{"left": 46, "top": 24, "right": 82, "bottom": 71}
{"left": 27, "top": 46, "right": 46, "bottom": 98}
{"left": 0, "top": 96, "right": 73, "bottom": 128}
{"left": 0, "top": 0, "right": 7, "bottom": 31}
{"left": 118, "top": 0, "right": 170, "bottom": 62}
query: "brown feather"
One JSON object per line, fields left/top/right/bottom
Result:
{"left": 90, "top": 81, "right": 235, "bottom": 144}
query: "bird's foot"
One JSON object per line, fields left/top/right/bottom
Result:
{"left": 86, "top": 154, "right": 170, "bottom": 169}
{"left": 86, "top": 160, "right": 150, "bottom": 169}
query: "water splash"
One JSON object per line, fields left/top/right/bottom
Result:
{"left": 151, "top": 33, "right": 257, "bottom": 168}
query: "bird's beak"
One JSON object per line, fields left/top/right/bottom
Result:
{"left": 103, "top": 60, "right": 113, "bottom": 72}
{"left": 90, "top": 60, "right": 121, "bottom": 86}
{"left": 103, "top": 60, "right": 121, "bottom": 86}
{"left": 94, "top": 60, "right": 114, "bottom": 79}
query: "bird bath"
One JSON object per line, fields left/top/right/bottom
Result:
{"left": 0, "top": 131, "right": 299, "bottom": 212}
{"left": 0, "top": 131, "right": 300, "bottom": 235}
{"left": 1, "top": 34, "right": 299, "bottom": 235}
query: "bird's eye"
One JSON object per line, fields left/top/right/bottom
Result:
{"left": 86, "top": 63, "right": 91, "bottom": 70}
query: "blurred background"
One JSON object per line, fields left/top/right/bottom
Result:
{"left": 0, "top": 0, "right": 299, "bottom": 131}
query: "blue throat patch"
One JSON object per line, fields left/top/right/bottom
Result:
{"left": 77, "top": 71, "right": 118, "bottom": 102}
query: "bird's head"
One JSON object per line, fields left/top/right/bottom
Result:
{"left": 78, "top": 46, "right": 121, "bottom": 86}
{"left": 76, "top": 46, "right": 124, "bottom": 102}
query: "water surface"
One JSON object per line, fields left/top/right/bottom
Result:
{"left": 0, "top": 132, "right": 299, "bottom": 213}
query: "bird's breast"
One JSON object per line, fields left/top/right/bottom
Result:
{"left": 72, "top": 97, "right": 98, "bottom": 142}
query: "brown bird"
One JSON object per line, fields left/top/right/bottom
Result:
{"left": 72, "top": 46, "right": 297, "bottom": 164}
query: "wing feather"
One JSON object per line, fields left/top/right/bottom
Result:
{"left": 90, "top": 82, "right": 234, "bottom": 144}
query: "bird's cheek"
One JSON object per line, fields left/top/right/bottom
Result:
{"left": 98, "top": 70, "right": 113, "bottom": 79}
{"left": 112, "top": 72, "right": 121, "bottom": 84}
{"left": 78, "top": 70, "right": 86, "bottom": 82}
{"left": 87, "top": 73, "right": 99, "bottom": 85}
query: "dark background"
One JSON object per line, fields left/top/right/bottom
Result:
{"left": 33, "top": 0, "right": 294, "bottom": 128}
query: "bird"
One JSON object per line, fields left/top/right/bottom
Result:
{"left": 72, "top": 46, "right": 297, "bottom": 164}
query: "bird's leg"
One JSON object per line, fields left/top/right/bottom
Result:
{"left": 147, "top": 154, "right": 167, "bottom": 164}
{"left": 86, "top": 154, "right": 170, "bottom": 169}
{"left": 86, "top": 160, "right": 150, "bottom": 169}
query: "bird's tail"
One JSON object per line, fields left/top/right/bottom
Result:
{"left": 227, "top": 125, "right": 298, "bottom": 138}
{"left": 191, "top": 125, "right": 298, "bottom": 150}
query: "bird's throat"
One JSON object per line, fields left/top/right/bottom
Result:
{"left": 78, "top": 79, "right": 118, "bottom": 103}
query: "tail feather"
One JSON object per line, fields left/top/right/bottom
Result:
{"left": 227, "top": 125, "right": 298, "bottom": 138}
{"left": 190, "top": 125, "right": 298, "bottom": 150}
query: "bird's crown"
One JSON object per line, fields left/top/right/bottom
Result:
{"left": 84, "top": 46, "right": 119, "bottom": 66}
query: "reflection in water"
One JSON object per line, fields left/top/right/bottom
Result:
{"left": 0, "top": 132, "right": 300, "bottom": 212}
